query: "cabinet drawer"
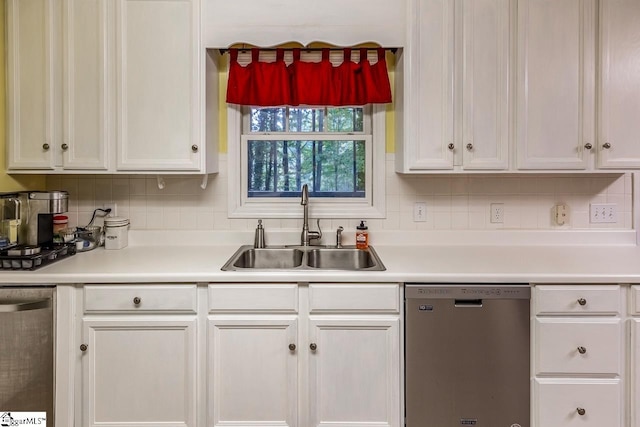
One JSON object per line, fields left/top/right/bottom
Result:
{"left": 84, "top": 285, "right": 197, "bottom": 313}
{"left": 535, "top": 285, "right": 621, "bottom": 315}
{"left": 631, "top": 285, "right": 640, "bottom": 315}
{"left": 535, "top": 318, "right": 622, "bottom": 375}
{"left": 309, "top": 284, "right": 399, "bottom": 314}
{"left": 208, "top": 284, "right": 298, "bottom": 313}
{"left": 534, "top": 379, "right": 621, "bottom": 427}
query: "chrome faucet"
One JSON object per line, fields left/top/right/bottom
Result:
{"left": 300, "top": 184, "right": 322, "bottom": 246}
{"left": 336, "top": 226, "right": 344, "bottom": 248}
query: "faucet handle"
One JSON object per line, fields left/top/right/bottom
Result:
{"left": 315, "top": 218, "right": 322, "bottom": 240}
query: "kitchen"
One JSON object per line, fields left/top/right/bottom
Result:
{"left": 1, "top": 0, "right": 640, "bottom": 427}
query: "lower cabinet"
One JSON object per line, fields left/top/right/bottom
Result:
{"left": 307, "top": 318, "right": 399, "bottom": 427}
{"left": 208, "top": 317, "right": 298, "bottom": 427}
{"left": 632, "top": 318, "right": 640, "bottom": 427}
{"left": 532, "top": 284, "right": 624, "bottom": 427}
{"left": 207, "top": 283, "right": 402, "bottom": 427}
{"left": 79, "top": 285, "right": 198, "bottom": 427}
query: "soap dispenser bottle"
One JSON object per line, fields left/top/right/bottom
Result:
{"left": 355, "top": 220, "right": 369, "bottom": 249}
{"left": 254, "top": 219, "right": 265, "bottom": 248}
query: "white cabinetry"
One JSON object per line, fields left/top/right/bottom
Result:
{"left": 516, "top": 0, "right": 595, "bottom": 170}
{"left": 6, "top": 0, "right": 58, "bottom": 170}
{"left": 631, "top": 286, "right": 640, "bottom": 427}
{"left": 79, "top": 285, "right": 198, "bottom": 427}
{"left": 6, "top": 0, "right": 218, "bottom": 174}
{"left": 115, "top": 0, "right": 202, "bottom": 171}
{"left": 207, "top": 283, "right": 401, "bottom": 427}
{"left": 597, "top": 0, "right": 640, "bottom": 168}
{"left": 396, "top": 0, "right": 509, "bottom": 172}
{"left": 532, "top": 284, "right": 623, "bottom": 427}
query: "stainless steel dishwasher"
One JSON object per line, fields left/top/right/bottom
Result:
{"left": 405, "top": 284, "right": 530, "bottom": 427}
{"left": 0, "top": 287, "right": 54, "bottom": 426}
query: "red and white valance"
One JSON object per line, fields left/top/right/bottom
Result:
{"left": 226, "top": 48, "right": 392, "bottom": 107}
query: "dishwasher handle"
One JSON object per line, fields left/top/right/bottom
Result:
{"left": 454, "top": 299, "right": 483, "bottom": 307}
{"left": 0, "top": 298, "right": 51, "bottom": 312}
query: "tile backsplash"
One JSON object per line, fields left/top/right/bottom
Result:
{"left": 46, "top": 154, "right": 633, "bottom": 232}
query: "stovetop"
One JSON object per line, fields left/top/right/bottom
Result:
{"left": 0, "top": 244, "right": 77, "bottom": 271}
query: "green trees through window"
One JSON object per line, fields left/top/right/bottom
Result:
{"left": 247, "top": 107, "right": 366, "bottom": 198}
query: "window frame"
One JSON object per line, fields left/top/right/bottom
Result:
{"left": 227, "top": 104, "right": 386, "bottom": 219}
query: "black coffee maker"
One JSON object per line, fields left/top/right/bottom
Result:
{"left": 17, "top": 191, "right": 69, "bottom": 248}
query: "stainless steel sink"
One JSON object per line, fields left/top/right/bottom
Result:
{"left": 222, "top": 245, "right": 385, "bottom": 271}
{"left": 230, "top": 248, "right": 304, "bottom": 269}
{"left": 306, "top": 248, "right": 378, "bottom": 270}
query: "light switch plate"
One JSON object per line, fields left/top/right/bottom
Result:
{"left": 590, "top": 203, "right": 617, "bottom": 223}
{"left": 414, "top": 202, "right": 427, "bottom": 222}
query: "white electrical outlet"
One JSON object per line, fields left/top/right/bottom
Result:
{"left": 490, "top": 203, "right": 504, "bottom": 223}
{"left": 590, "top": 203, "right": 617, "bottom": 223}
{"left": 414, "top": 202, "right": 427, "bottom": 222}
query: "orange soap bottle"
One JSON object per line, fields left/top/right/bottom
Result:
{"left": 355, "top": 220, "right": 369, "bottom": 249}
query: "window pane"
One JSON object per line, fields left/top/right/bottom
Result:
{"left": 288, "top": 108, "right": 325, "bottom": 132}
{"left": 250, "top": 108, "right": 286, "bottom": 132}
{"left": 247, "top": 140, "right": 366, "bottom": 198}
{"left": 326, "top": 108, "right": 364, "bottom": 132}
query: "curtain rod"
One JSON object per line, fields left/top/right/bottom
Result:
{"left": 217, "top": 47, "right": 398, "bottom": 55}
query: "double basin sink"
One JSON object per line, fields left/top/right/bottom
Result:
{"left": 221, "top": 245, "right": 385, "bottom": 271}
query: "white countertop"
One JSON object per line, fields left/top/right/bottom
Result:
{"left": 2, "top": 230, "right": 640, "bottom": 284}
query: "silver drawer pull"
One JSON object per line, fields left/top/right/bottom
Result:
{"left": 577, "top": 346, "right": 587, "bottom": 355}
{"left": 80, "top": 344, "right": 88, "bottom": 352}
{"left": 133, "top": 297, "right": 141, "bottom": 305}
{"left": 577, "top": 298, "right": 587, "bottom": 306}
{"left": 288, "top": 343, "right": 296, "bottom": 351}
{"left": 577, "top": 407, "right": 586, "bottom": 416}
{"left": 309, "top": 343, "right": 317, "bottom": 351}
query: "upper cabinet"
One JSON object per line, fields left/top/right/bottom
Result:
{"left": 6, "top": 0, "right": 57, "bottom": 170}
{"left": 515, "top": 0, "right": 595, "bottom": 170}
{"left": 6, "top": 0, "right": 219, "bottom": 175}
{"left": 395, "top": 0, "right": 510, "bottom": 173}
{"left": 396, "top": 0, "right": 640, "bottom": 172}
{"left": 597, "top": 0, "right": 640, "bottom": 169}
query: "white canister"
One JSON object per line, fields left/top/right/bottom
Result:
{"left": 104, "top": 217, "right": 130, "bottom": 250}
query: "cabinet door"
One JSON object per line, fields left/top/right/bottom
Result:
{"left": 208, "top": 317, "right": 298, "bottom": 427}
{"left": 398, "top": 0, "right": 455, "bottom": 170}
{"left": 598, "top": 0, "right": 640, "bottom": 168}
{"left": 516, "top": 0, "right": 595, "bottom": 169}
{"left": 633, "top": 319, "right": 640, "bottom": 427}
{"left": 6, "top": 0, "right": 56, "bottom": 170}
{"left": 461, "top": 0, "right": 510, "bottom": 170}
{"left": 81, "top": 319, "right": 197, "bottom": 427}
{"left": 61, "top": 0, "right": 110, "bottom": 170}
{"left": 308, "top": 318, "right": 400, "bottom": 427}
{"left": 115, "top": 0, "right": 201, "bottom": 171}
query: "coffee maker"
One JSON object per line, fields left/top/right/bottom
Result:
{"left": 0, "top": 192, "right": 22, "bottom": 247}
{"left": 17, "top": 191, "right": 69, "bottom": 248}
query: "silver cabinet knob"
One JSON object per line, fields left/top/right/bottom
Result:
{"left": 584, "top": 143, "right": 593, "bottom": 150}
{"left": 191, "top": 144, "right": 199, "bottom": 153}
{"left": 577, "top": 346, "right": 587, "bottom": 354}
{"left": 61, "top": 143, "right": 69, "bottom": 150}
{"left": 309, "top": 343, "right": 317, "bottom": 351}
{"left": 80, "top": 344, "right": 88, "bottom": 352}
{"left": 133, "top": 297, "right": 141, "bottom": 305}
{"left": 577, "top": 408, "right": 586, "bottom": 416}
{"left": 603, "top": 142, "right": 612, "bottom": 149}
{"left": 447, "top": 143, "right": 455, "bottom": 151}
{"left": 42, "top": 143, "right": 50, "bottom": 150}
{"left": 577, "top": 298, "right": 587, "bottom": 306}
{"left": 466, "top": 143, "right": 473, "bottom": 151}
{"left": 289, "top": 343, "right": 296, "bottom": 351}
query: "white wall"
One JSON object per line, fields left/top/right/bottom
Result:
{"left": 46, "top": 154, "right": 633, "bottom": 233}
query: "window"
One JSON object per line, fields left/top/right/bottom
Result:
{"left": 226, "top": 50, "right": 387, "bottom": 219}
{"left": 247, "top": 107, "right": 367, "bottom": 198}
